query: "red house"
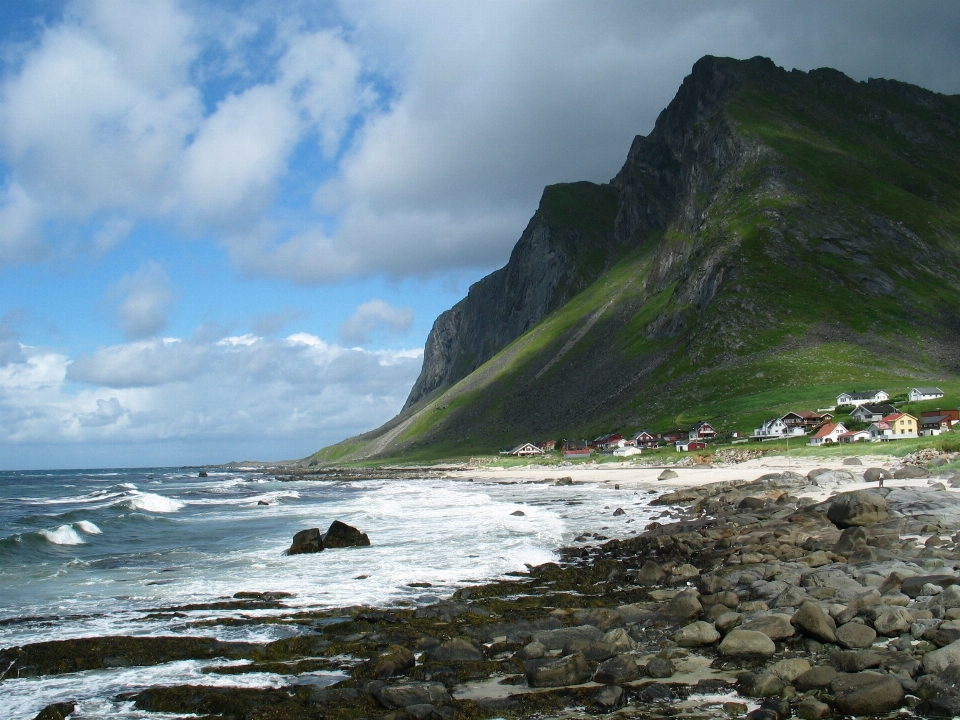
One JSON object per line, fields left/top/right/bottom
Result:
{"left": 688, "top": 422, "right": 717, "bottom": 442}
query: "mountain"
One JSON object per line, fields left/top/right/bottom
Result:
{"left": 313, "top": 55, "right": 960, "bottom": 463}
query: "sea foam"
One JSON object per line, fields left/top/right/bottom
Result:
{"left": 125, "top": 492, "right": 184, "bottom": 513}
{"left": 74, "top": 520, "right": 102, "bottom": 535}
{"left": 39, "top": 525, "right": 85, "bottom": 545}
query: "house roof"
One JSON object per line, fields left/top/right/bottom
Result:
{"left": 838, "top": 430, "right": 868, "bottom": 437}
{"left": 922, "top": 414, "right": 950, "bottom": 424}
{"left": 690, "top": 421, "right": 714, "bottom": 431}
{"left": 841, "top": 390, "right": 884, "bottom": 400}
{"left": 783, "top": 410, "right": 824, "bottom": 420}
{"left": 881, "top": 413, "right": 903, "bottom": 423}
{"left": 812, "top": 423, "right": 840, "bottom": 439}
{"left": 855, "top": 403, "right": 897, "bottom": 415}
{"left": 913, "top": 387, "right": 944, "bottom": 395}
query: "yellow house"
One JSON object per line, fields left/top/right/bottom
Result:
{"left": 884, "top": 412, "right": 918, "bottom": 437}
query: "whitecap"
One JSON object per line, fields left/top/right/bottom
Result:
{"left": 38, "top": 525, "right": 85, "bottom": 545}
{"left": 74, "top": 521, "right": 102, "bottom": 535}
{"left": 124, "top": 492, "right": 184, "bottom": 513}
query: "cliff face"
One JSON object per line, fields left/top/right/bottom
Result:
{"left": 315, "top": 55, "right": 960, "bottom": 463}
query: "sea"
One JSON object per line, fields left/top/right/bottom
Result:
{"left": 0, "top": 467, "right": 665, "bottom": 719}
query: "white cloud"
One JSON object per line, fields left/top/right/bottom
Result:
{"left": 339, "top": 299, "right": 413, "bottom": 345}
{"left": 107, "top": 262, "right": 177, "bottom": 339}
{"left": 0, "top": 332, "right": 422, "bottom": 466}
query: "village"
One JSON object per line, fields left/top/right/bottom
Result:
{"left": 499, "top": 386, "right": 958, "bottom": 459}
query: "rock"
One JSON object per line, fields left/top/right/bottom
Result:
{"left": 812, "top": 470, "right": 856, "bottom": 487}
{"left": 864, "top": 467, "right": 888, "bottom": 483}
{"left": 555, "top": 476, "right": 573, "bottom": 485}
{"left": 676, "top": 621, "right": 720, "bottom": 647}
{"left": 593, "top": 654, "right": 640, "bottom": 684}
{"left": 645, "top": 656, "right": 675, "bottom": 678}
{"left": 718, "top": 629, "right": 776, "bottom": 658}
{"left": 257, "top": 500, "right": 269, "bottom": 505}
{"left": 574, "top": 607, "right": 623, "bottom": 630}
{"left": 516, "top": 641, "right": 545, "bottom": 660}
{"left": 933, "top": 620, "right": 960, "bottom": 646}
{"left": 532, "top": 625, "right": 603, "bottom": 650}
{"left": 425, "top": 638, "right": 485, "bottom": 663}
{"left": 797, "top": 697, "right": 831, "bottom": 720}
{"left": 942, "top": 584, "right": 960, "bottom": 609}
{"left": 894, "top": 465, "right": 928, "bottom": 479}
{"left": 634, "top": 560, "right": 666, "bottom": 585}
{"left": 832, "top": 650, "right": 881, "bottom": 672}
{"left": 562, "top": 638, "right": 615, "bottom": 661}
{"left": 808, "top": 468, "right": 830, "bottom": 481}
{"left": 769, "top": 657, "right": 811, "bottom": 683}
{"left": 658, "top": 469, "right": 678, "bottom": 481}
{"left": 740, "top": 672, "right": 785, "bottom": 698}
{"left": 672, "top": 563, "right": 700, "bottom": 581}
{"left": 638, "top": 682, "right": 675, "bottom": 703}
{"left": 602, "top": 627, "right": 637, "bottom": 653}
{"left": 843, "top": 457, "right": 862, "bottom": 466}
{"left": 792, "top": 602, "right": 837, "bottom": 643}
{"left": 594, "top": 684, "right": 625, "bottom": 710}
{"left": 511, "top": 510, "right": 525, "bottom": 516}
{"left": 831, "top": 671, "right": 904, "bottom": 715}
{"left": 405, "top": 704, "right": 436, "bottom": 720}
{"left": 660, "top": 589, "right": 702, "bottom": 621}
{"left": 835, "top": 622, "right": 876, "bottom": 649}
{"left": 740, "top": 614, "right": 795, "bottom": 641}
{"left": 376, "top": 683, "right": 449, "bottom": 709}
{"left": 321, "top": 520, "right": 371, "bottom": 548}
{"left": 873, "top": 607, "right": 913, "bottom": 637}
{"left": 612, "top": 508, "right": 625, "bottom": 516}
{"left": 834, "top": 526, "right": 868, "bottom": 554}
{"left": 715, "top": 611, "right": 743, "bottom": 635}
{"left": 826, "top": 490, "right": 889, "bottom": 528}
{"left": 794, "top": 666, "right": 838, "bottom": 691}
{"left": 370, "top": 645, "right": 416, "bottom": 678}
{"left": 616, "top": 603, "right": 654, "bottom": 624}
{"left": 288, "top": 527, "right": 324, "bottom": 554}
{"left": 525, "top": 652, "right": 592, "bottom": 687}
{"left": 33, "top": 703, "right": 76, "bottom": 720}
{"left": 922, "top": 638, "right": 960, "bottom": 674}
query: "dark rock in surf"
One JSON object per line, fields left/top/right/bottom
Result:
{"left": 287, "top": 520, "right": 370, "bottom": 554}
{"left": 34, "top": 702, "right": 76, "bottom": 720}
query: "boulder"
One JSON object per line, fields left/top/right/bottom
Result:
{"left": 718, "top": 629, "right": 776, "bottom": 658}
{"left": 594, "top": 685, "right": 625, "bottom": 710}
{"left": 833, "top": 650, "right": 882, "bottom": 672}
{"left": 894, "top": 465, "right": 928, "bottom": 479}
{"left": 942, "top": 584, "right": 960, "bottom": 609}
{"left": 797, "top": 697, "right": 831, "bottom": 720}
{"left": 675, "top": 621, "right": 720, "bottom": 647}
{"left": 602, "top": 627, "right": 637, "bottom": 653}
{"left": 830, "top": 671, "right": 904, "bottom": 715}
{"left": 769, "top": 657, "right": 811, "bottom": 683}
{"left": 370, "top": 645, "right": 416, "bottom": 678}
{"left": 288, "top": 527, "right": 324, "bottom": 554}
{"left": 425, "top": 638, "right": 485, "bottom": 663}
{"left": 321, "top": 520, "right": 371, "bottom": 548}
{"left": 562, "top": 638, "right": 615, "bottom": 661}
{"left": 842, "top": 457, "right": 862, "bottom": 466}
{"left": 813, "top": 470, "right": 857, "bottom": 487}
{"left": 376, "top": 682, "right": 449, "bottom": 709}
{"left": 33, "top": 703, "right": 76, "bottom": 720}
{"left": 516, "top": 641, "right": 545, "bottom": 660}
{"left": 532, "top": 625, "right": 603, "bottom": 650}
{"left": 863, "top": 468, "right": 888, "bottom": 483}
{"left": 645, "top": 656, "right": 675, "bottom": 678}
{"left": 574, "top": 607, "right": 623, "bottom": 630}
{"left": 922, "top": 638, "right": 960, "bottom": 674}
{"left": 658, "top": 469, "right": 678, "bottom": 481}
{"left": 826, "top": 491, "right": 889, "bottom": 528}
{"left": 835, "top": 622, "right": 876, "bottom": 649}
{"left": 794, "top": 666, "right": 838, "bottom": 691}
{"left": 526, "top": 652, "right": 592, "bottom": 687}
{"left": 807, "top": 468, "right": 831, "bottom": 481}
{"left": 634, "top": 560, "right": 666, "bottom": 585}
{"left": 715, "top": 611, "right": 743, "bottom": 635}
{"left": 791, "top": 602, "right": 837, "bottom": 643}
{"left": 873, "top": 607, "right": 913, "bottom": 637}
{"left": 740, "top": 614, "right": 795, "bottom": 641}
{"left": 593, "top": 654, "right": 640, "bottom": 684}
{"left": 834, "top": 526, "right": 868, "bottom": 554}
{"left": 659, "top": 590, "right": 702, "bottom": 622}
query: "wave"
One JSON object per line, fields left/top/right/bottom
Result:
{"left": 74, "top": 520, "right": 102, "bottom": 535}
{"left": 38, "top": 525, "right": 85, "bottom": 545}
{"left": 123, "top": 492, "right": 184, "bottom": 513}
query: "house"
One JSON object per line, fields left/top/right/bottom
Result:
{"left": 536, "top": 440, "right": 557, "bottom": 451}
{"left": 563, "top": 441, "right": 591, "bottom": 459}
{"left": 807, "top": 422, "right": 848, "bottom": 446}
{"left": 613, "top": 446, "right": 641, "bottom": 457}
{"left": 838, "top": 429, "right": 871, "bottom": 444}
{"left": 836, "top": 390, "right": 890, "bottom": 407}
{"left": 661, "top": 430, "right": 687, "bottom": 444}
{"left": 869, "top": 412, "right": 918, "bottom": 440}
{"left": 910, "top": 387, "right": 945, "bottom": 402}
{"left": 676, "top": 441, "right": 707, "bottom": 452}
{"left": 922, "top": 409, "right": 960, "bottom": 423}
{"left": 850, "top": 403, "right": 899, "bottom": 423}
{"left": 631, "top": 430, "right": 660, "bottom": 449}
{"left": 752, "top": 417, "right": 803, "bottom": 440}
{"left": 920, "top": 414, "right": 955, "bottom": 436}
{"left": 688, "top": 421, "right": 717, "bottom": 441}
{"left": 781, "top": 411, "right": 832, "bottom": 429}
{"left": 507, "top": 443, "right": 545, "bottom": 457}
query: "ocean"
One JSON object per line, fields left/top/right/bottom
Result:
{"left": 0, "top": 467, "right": 663, "bottom": 718}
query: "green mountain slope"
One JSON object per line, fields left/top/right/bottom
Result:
{"left": 314, "top": 56, "right": 960, "bottom": 463}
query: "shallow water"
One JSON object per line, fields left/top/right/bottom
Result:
{"left": 0, "top": 467, "right": 662, "bottom": 718}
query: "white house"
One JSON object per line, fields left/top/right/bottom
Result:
{"left": 838, "top": 429, "right": 871, "bottom": 444}
{"left": 836, "top": 390, "right": 889, "bottom": 407}
{"left": 613, "top": 446, "right": 641, "bottom": 457}
{"left": 808, "top": 422, "right": 848, "bottom": 446}
{"left": 850, "top": 403, "right": 898, "bottom": 423}
{"left": 752, "top": 417, "right": 805, "bottom": 440}
{"left": 508, "top": 443, "right": 545, "bottom": 457}
{"left": 909, "top": 387, "right": 945, "bottom": 402}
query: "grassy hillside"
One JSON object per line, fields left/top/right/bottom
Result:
{"left": 312, "top": 57, "right": 960, "bottom": 464}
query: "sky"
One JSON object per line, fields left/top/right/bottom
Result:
{"left": 1, "top": 1, "right": 959, "bottom": 470}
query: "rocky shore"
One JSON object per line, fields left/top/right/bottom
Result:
{"left": 10, "top": 461, "right": 960, "bottom": 720}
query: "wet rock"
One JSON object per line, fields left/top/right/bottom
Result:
{"left": 676, "top": 620, "right": 720, "bottom": 647}
{"left": 634, "top": 560, "right": 666, "bottom": 585}
{"left": 321, "top": 520, "right": 371, "bottom": 548}
{"left": 593, "top": 653, "right": 640, "bottom": 684}
{"left": 405, "top": 704, "right": 437, "bottom": 720}
{"left": 510, "top": 510, "right": 525, "bottom": 516}
{"left": 425, "top": 638, "right": 484, "bottom": 663}
{"left": 659, "top": 469, "right": 678, "bottom": 481}
{"left": 740, "top": 614, "right": 795, "bottom": 641}
{"left": 594, "top": 684, "right": 625, "bottom": 710}
{"left": 612, "top": 508, "right": 625, "bottom": 516}
{"left": 832, "top": 650, "right": 881, "bottom": 672}
{"left": 288, "top": 527, "right": 324, "bottom": 554}
{"left": 376, "top": 682, "right": 450, "bottom": 709}
{"left": 370, "top": 645, "right": 417, "bottom": 679}
{"left": 532, "top": 625, "right": 602, "bottom": 650}
{"left": 716, "top": 611, "right": 743, "bottom": 635}
{"left": 718, "top": 629, "right": 776, "bottom": 658}
{"left": 739, "top": 672, "right": 784, "bottom": 698}
{"left": 894, "top": 465, "right": 928, "bottom": 479}
{"left": 562, "top": 638, "right": 615, "bottom": 661}
{"left": 525, "top": 652, "right": 592, "bottom": 687}
{"left": 792, "top": 602, "right": 837, "bottom": 643}
{"left": 645, "top": 656, "right": 675, "bottom": 678}
{"left": 33, "top": 702, "right": 76, "bottom": 720}
{"left": 602, "top": 627, "right": 637, "bottom": 653}
{"left": 797, "top": 697, "right": 831, "bottom": 720}
{"left": 830, "top": 671, "right": 904, "bottom": 715}
{"left": 515, "top": 641, "right": 545, "bottom": 660}
{"left": 769, "top": 657, "right": 812, "bottom": 683}
{"left": 794, "top": 665, "right": 838, "bottom": 691}
{"left": 835, "top": 622, "right": 876, "bottom": 649}
{"left": 827, "top": 491, "right": 889, "bottom": 529}
{"left": 922, "top": 638, "right": 960, "bottom": 674}
{"left": 873, "top": 607, "right": 913, "bottom": 637}
{"left": 660, "top": 589, "right": 702, "bottom": 622}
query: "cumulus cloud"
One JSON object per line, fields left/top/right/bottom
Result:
{"left": 339, "top": 299, "right": 414, "bottom": 345}
{"left": 1, "top": 331, "right": 421, "bottom": 466}
{"left": 106, "top": 262, "right": 177, "bottom": 340}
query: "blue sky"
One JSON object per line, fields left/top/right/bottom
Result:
{"left": 2, "top": 0, "right": 959, "bottom": 469}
